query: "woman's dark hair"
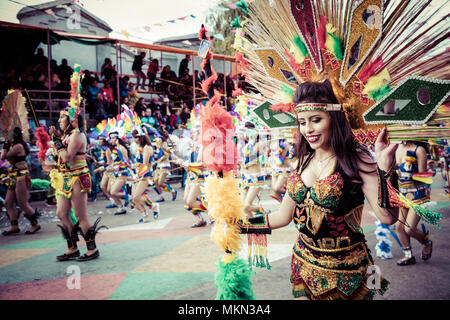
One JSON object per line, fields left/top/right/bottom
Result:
{"left": 293, "top": 80, "right": 374, "bottom": 191}
{"left": 12, "top": 127, "right": 30, "bottom": 155}
{"left": 132, "top": 129, "right": 151, "bottom": 147}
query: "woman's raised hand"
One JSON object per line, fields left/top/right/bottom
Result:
{"left": 375, "top": 127, "right": 398, "bottom": 172}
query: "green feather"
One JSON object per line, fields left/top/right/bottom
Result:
{"left": 236, "top": 1, "right": 249, "bottom": 14}
{"left": 328, "top": 32, "right": 343, "bottom": 60}
{"left": 293, "top": 35, "right": 309, "bottom": 57}
{"left": 281, "top": 84, "right": 294, "bottom": 97}
{"left": 231, "top": 17, "right": 242, "bottom": 29}
{"left": 215, "top": 256, "right": 256, "bottom": 300}
{"left": 31, "top": 179, "right": 51, "bottom": 190}
{"left": 369, "top": 84, "right": 392, "bottom": 101}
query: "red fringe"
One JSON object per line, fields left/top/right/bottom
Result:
{"left": 357, "top": 56, "right": 385, "bottom": 84}
{"left": 35, "top": 127, "right": 50, "bottom": 162}
{"left": 318, "top": 15, "right": 327, "bottom": 50}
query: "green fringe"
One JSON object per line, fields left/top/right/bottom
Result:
{"left": 412, "top": 204, "right": 442, "bottom": 229}
{"left": 369, "top": 83, "right": 391, "bottom": 101}
{"left": 249, "top": 254, "right": 272, "bottom": 270}
{"left": 327, "top": 32, "right": 343, "bottom": 60}
{"left": 293, "top": 35, "right": 309, "bottom": 57}
{"left": 70, "top": 208, "right": 78, "bottom": 225}
{"left": 215, "top": 256, "right": 256, "bottom": 300}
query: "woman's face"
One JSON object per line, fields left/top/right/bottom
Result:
{"left": 58, "top": 113, "right": 70, "bottom": 131}
{"left": 110, "top": 136, "right": 118, "bottom": 145}
{"left": 297, "top": 110, "right": 332, "bottom": 151}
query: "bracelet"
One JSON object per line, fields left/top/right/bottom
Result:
{"left": 238, "top": 213, "right": 271, "bottom": 234}
{"left": 377, "top": 165, "right": 400, "bottom": 209}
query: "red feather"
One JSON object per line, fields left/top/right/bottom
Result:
{"left": 358, "top": 56, "right": 385, "bottom": 84}
{"left": 199, "top": 91, "right": 237, "bottom": 173}
{"left": 35, "top": 127, "right": 50, "bottom": 162}
{"left": 318, "top": 15, "right": 327, "bottom": 50}
{"left": 201, "top": 67, "right": 218, "bottom": 95}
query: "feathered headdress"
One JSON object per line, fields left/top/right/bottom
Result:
{"left": 234, "top": 0, "right": 450, "bottom": 144}
{"left": 60, "top": 64, "right": 83, "bottom": 126}
{"left": 0, "top": 90, "right": 30, "bottom": 142}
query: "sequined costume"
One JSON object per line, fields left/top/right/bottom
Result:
{"left": 240, "top": 138, "right": 265, "bottom": 188}
{"left": 287, "top": 154, "right": 387, "bottom": 300}
{"left": 186, "top": 144, "right": 206, "bottom": 184}
{"left": 54, "top": 155, "right": 91, "bottom": 199}
{"left": 134, "top": 145, "right": 153, "bottom": 182}
{"left": 5, "top": 153, "right": 31, "bottom": 190}
{"left": 396, "top": 146, "right": 430, "bottom": 205}
{"left": 154, "top": 145, "right": 171, "bottom": 174}
{"left": 111, "top": 147, "right": 130, "bottom": 179}
{"left": 270, "top": 139, "right": 295, "bottom": 177}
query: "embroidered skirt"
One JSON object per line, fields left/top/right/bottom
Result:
{"left": 54, "top": 166, "right": 91, "bottom": 199}
{"left": 5, "top": 168, "right": 31, "bottom": 190}
{"left": 290, "top": 233, "right": 388, "bottom": 300}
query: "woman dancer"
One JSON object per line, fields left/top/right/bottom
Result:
{"left": 175, "top": 125, "right": 209, "bottom": 227}
{"left": 109, "top": 131, "right": 131, "bottom": 215}
{"left": 269, "top": 130, "right": 296, "bottom": 203}
{"left": 131, "top": 128, "right": 159, "bottom": 222}
{"left": 241, "top": 81, "right": 400, "bottom": 300}
{"left": 240, "top": 122, "right": 268, "bottom": 215}
{"left": 152, "top": 136, "right": 177, "bottom": 202}
{"left": 96, "top": 136, "right": 116, "bottom": 208}
{"left": 52, "top": 109, "right": 105, "bottom": 261}
{"left": 1, "top": 127, "right": 40, "bottom": 235}
{"left": 394, "top": 141, "right": 433, "bottom": 265}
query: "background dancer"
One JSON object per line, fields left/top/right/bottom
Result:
{"left": 269, "top": 129, "right": 296, "bottom": 203}
{"left": 395, "top": 141, "right": 434, "bottom": 265}
{"left": 152, "top": 137, "right": 177, "bottom": 202}
{"left": 1, "top": 127, "right": 40, "bottom": 235}
{"left": 131, "top": 128, "right": 159, "bottom": 222}
{"left": 109, "top": 131, "right": 131, "bottom": 215}
{"left": 240, "top": 122, "right": 269, "bottom": 216}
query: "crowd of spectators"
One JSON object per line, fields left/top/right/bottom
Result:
{"left": 0, "top": 47, "right": 253, "bottom": 133}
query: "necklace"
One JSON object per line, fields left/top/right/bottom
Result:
{"left": 315, "top": 153, "right": 336, "bottom": 177}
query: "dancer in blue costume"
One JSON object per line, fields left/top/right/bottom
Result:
{"left": 394, "top": 141, "right": 433, "bottom": 265}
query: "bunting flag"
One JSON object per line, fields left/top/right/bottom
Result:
{"left": 123, "top": 13, "right": 199, "bottom": 36}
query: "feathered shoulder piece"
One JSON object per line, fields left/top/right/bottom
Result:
{"left": 0, "top": 90, "right": 30, "bottom": 142}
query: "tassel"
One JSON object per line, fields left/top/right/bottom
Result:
{"left": 396, "top": 192, "right": 442, "bottom": 228}
{"left": 247, "top": 233, "right": 271, "bottom": 270}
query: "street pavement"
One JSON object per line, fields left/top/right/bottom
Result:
{"left": 0, "top": 174, "right": 449, "bottom": 300}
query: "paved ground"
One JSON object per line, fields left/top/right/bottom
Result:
{"left": 0, "top": 174, "right": 449, "bottom": 300}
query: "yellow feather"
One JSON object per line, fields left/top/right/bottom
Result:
{"left": 362, "top": 69, "right": 391, "bottom": 95}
